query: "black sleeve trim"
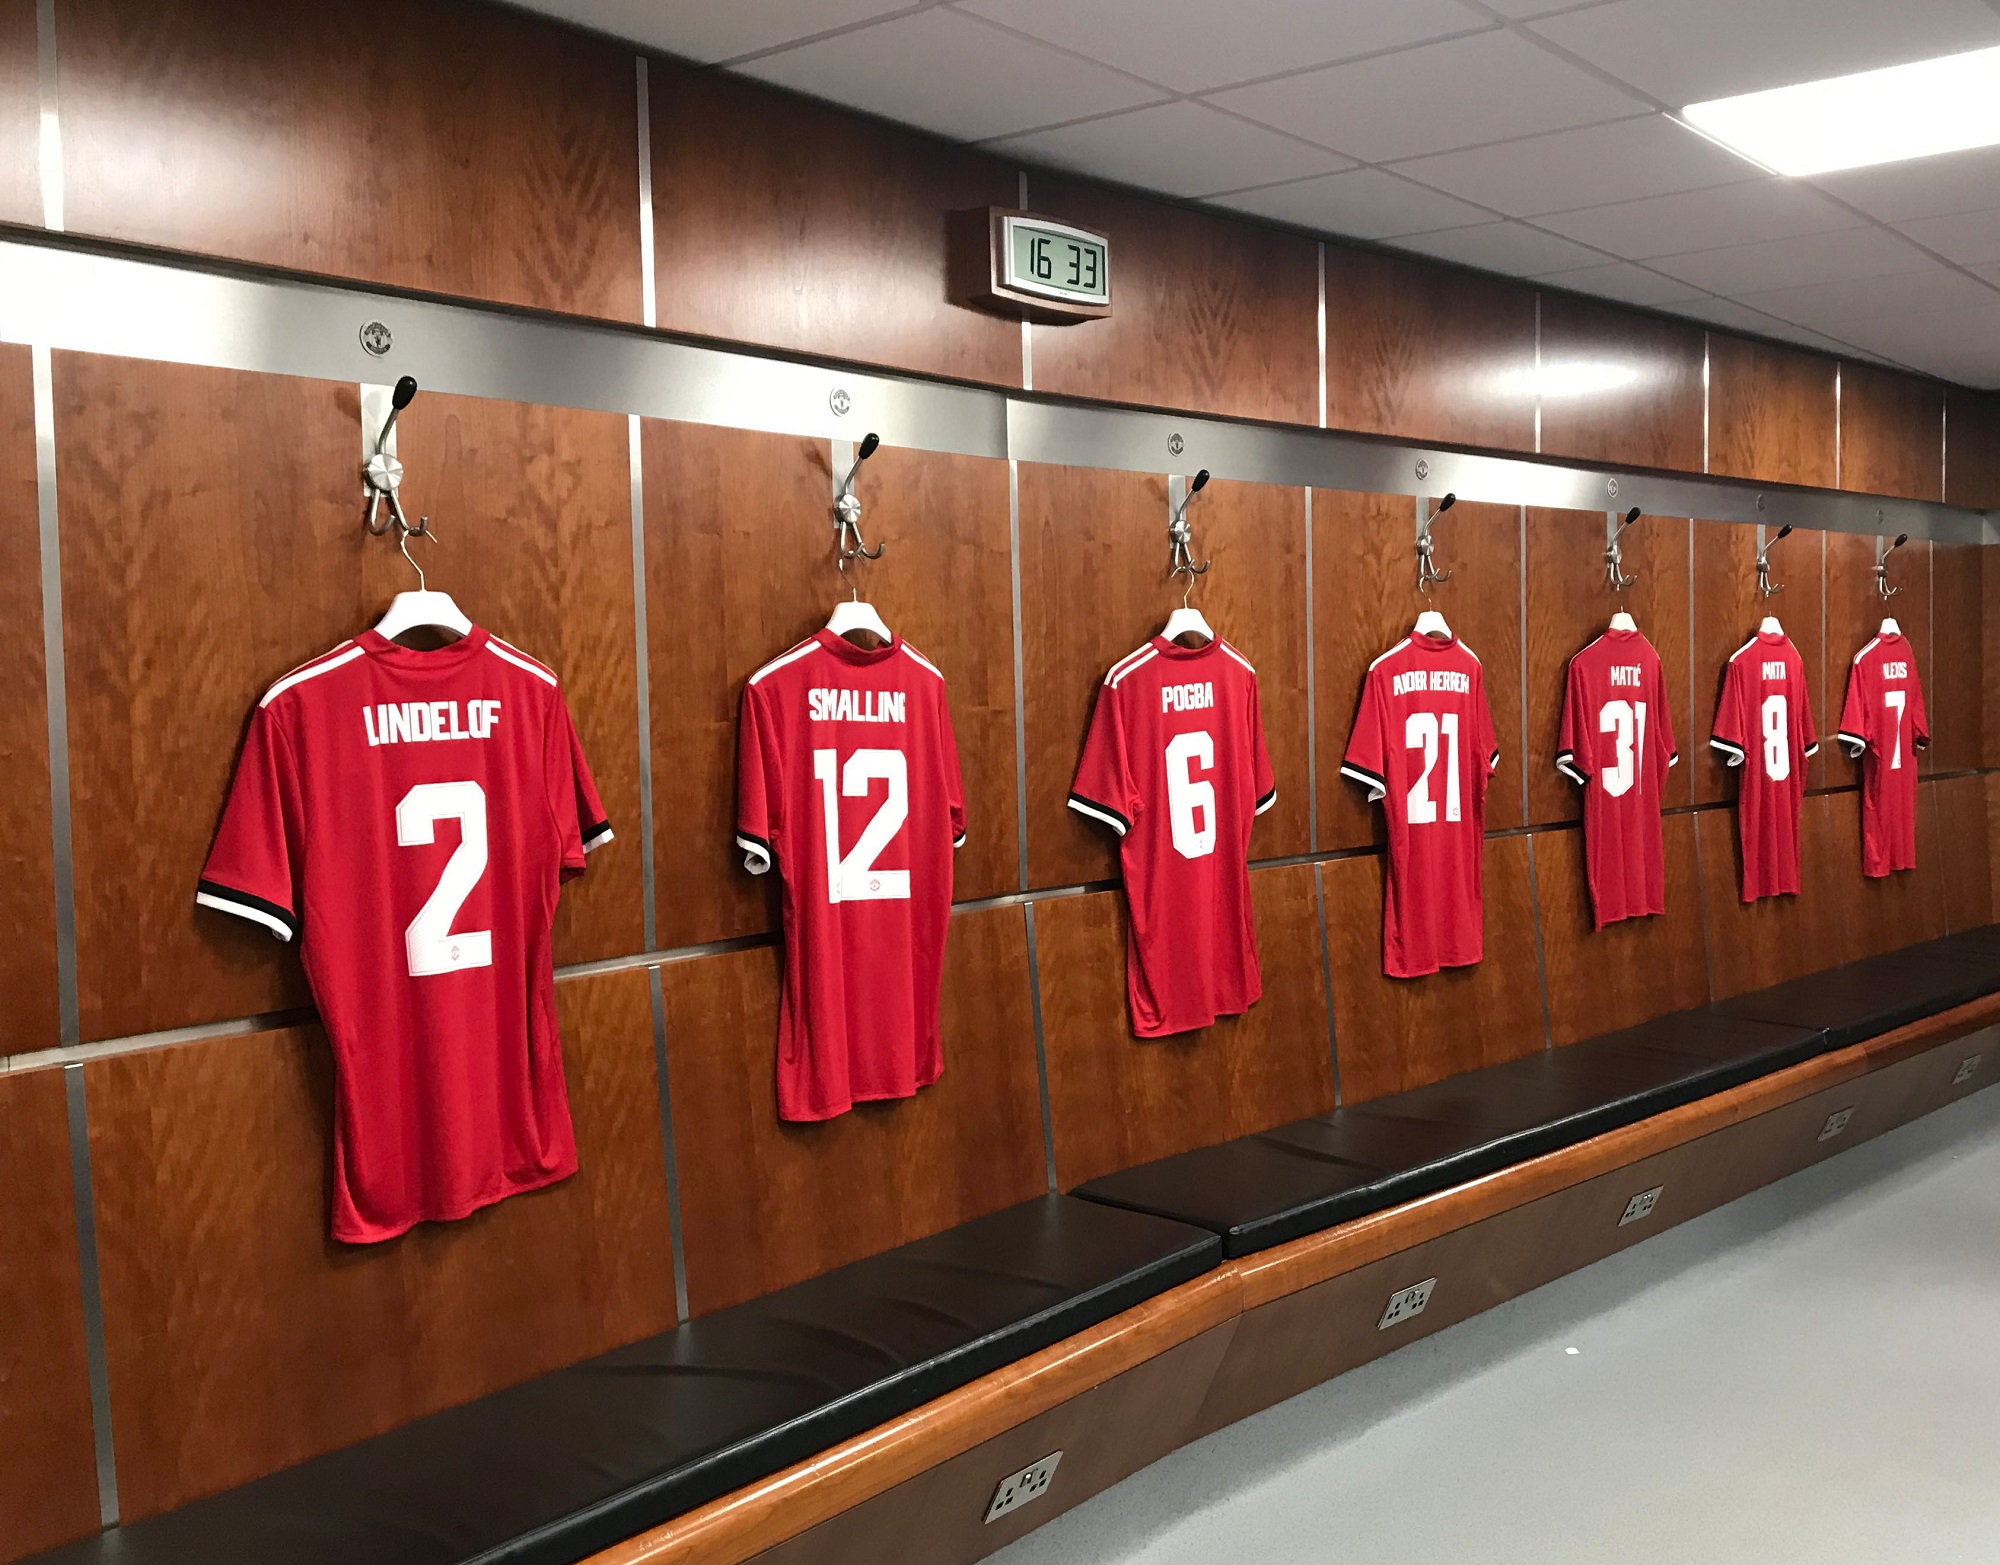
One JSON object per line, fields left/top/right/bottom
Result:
{"left": 195, "top": 878, "right": 299, "bottom": 942}
{"left": 1254, "top": 787, "right": 1278, "bottom": 816}
{"left": 1554, "top": 751, "right": 1589, "bottom": 787}
{"left": 1066, "top": 792, "right": 1131, "bottom": 836}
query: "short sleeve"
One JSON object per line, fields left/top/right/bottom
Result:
{"left": 1711, "top": 659, "right": 1748, "bottom": 767}
{"left": 1838, "top": 658, "right": 1871, "bottom": 756}
{"left": 549, "top": 689, "right": 612, "bottom": 881}
{"left": 1796, "top": 656, "right": 1819, "bottom": 757}
{"left": 1340, "top": 669, "right": 1389, "bottom": 803}
{"left": 1555, "top": 656, "right": 1589, "bottom": 785}
{"left": 1069, "top": 679, "right": 1137, "bottom": 836}
{"left": 735, "top": 683, "right": 778, "bottom": 874}
{"left": 1250, "top": 672, "right": 1277, "bottom": 817}
{"left": 1652, "top": 656, "right": 1679, "bottom": 775}
{"left": 1911, "top": 666, "right": 1931, "bottom": 751}
{"left": 197, "top": 704, "right": 303, "bottom": 942}
{"left": 1475, "top": 664, "right": 1499, "bottom": 777}
{"left": 938, "top": 683, "right": 968, "bottom": 849}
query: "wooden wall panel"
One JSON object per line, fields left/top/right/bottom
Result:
{"left": 56, "top": 0, "right": 641, "bottom": 319}
{"left": 0, "top": 344, "right": 59, "bottom": 1057}
{"left": 1537, "top": 294, "right": 1703, "bottom": 474}
{"left": 59, "top": 359, "right": 643, "bottom": 1042}
{"left": 1323, "top": 245, "right": 1536, "bottom": 452}
{"left": 1323, "top": 837, "right": 1546, "bottom": 1103}
{"left": 646, "top": 427, "right": 1017, "bottom": 944}
{"left": 1691, "top": 518, "right": 1825, "bottom": 800}
{"left": 0, "top": 0, "right": 36, "bottom": 227}
{"left": 1313, "top": 492, "right": 1525, "bottom": 848}
{"left": 1028, "top": 178, "right": 1317, "bottom": 426}
{"left": 1523, "top": 508, "right": 1692, "bottom": 827}
{"left": 665, "top": 906, "right": 1045, "bottom": 1319}
{"left": 1696, "top": 795, "right": 1845, "bottom": 999}
{"left": 1707, "top": 335, "right": 1837, "bottom": 489}
{"left": 650, "top": 65, "right": 1019, "bottom": 387}
{"left": 1933, "top": 774, "right": 1993, "bottom": 931}
{"left": 0, "top": 1067, "right": 102, "bottom": 1561}
{"left": 1038, "top": 865, "right": 1335, "bottom": 1191}
{"left": 1019, "top": 465, "right": 1309, "bottom": 888}
{"left": 88, "top": 968, "right": 674, "bottom": 1520}
{"left": 1820, "top": 780, "right": 1946, "bottom": 960}
{"left": 1986, "top": 551, "right": 2000, "bottom": 771}
{"left": 1990, "top": 774, "right": 2000, "bottom": 918}
{"left": 1945, "top": 389, "right": 2000, "bottom": 510}
{"left": 1929, "top": 541, "right": 1982, "bottom": 773}
{"left": 1824, "top": 529, "right": 1930, "bottom": 788}
{"left": 1535, "top": 817, "right": 1709, "bottom": 1046}
{"left": 1840, "top": 362, "right": 1944, "bottom": 502}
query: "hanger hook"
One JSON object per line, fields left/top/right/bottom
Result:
{"left": 1168, "top": 469, "right": 1212, "bottom": 587}
{"left": 1756, "top": 523, "right": 1791, "bottom": 598}
{"left": 1875, "top": 531, "right": 1908, "bottom": 600}
{"left": 1417, "top": 493, "right": 1456, "bottom": 594}
{"left": 833, "top": 432, "right": 885, "bottom": 572}
{"left": 1606, "top": 506, "right": 1640, "bottom": 593}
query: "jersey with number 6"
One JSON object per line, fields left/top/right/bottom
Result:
{"left": 1069, "top": 637, "right": 1276, "bottom": 1037}
{"left": 1710, "top": 630, "right": 1817, "bottom": 902}
{"left": 1838, "top": 631, "right": 1929, "bottom": 877}
{"left": 1342, "top": 634, "right": 1500, "bottom": 978}
{"left": 736, "top": 631, "right": 966, "bottom": 1121}
{"left": 198, "top": 628, "right": 611, "bottom": 1244}
{"left": 1556, "top": 628, "right": 1680, "bottom": 928}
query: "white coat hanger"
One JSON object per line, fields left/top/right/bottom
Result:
{"left": 1609, "top": 610, "right": 1638, "bottom": 632}
{"left": 1879, "top": 616, "right": 1901, "bottom": 637}
{"left": 1413, "top": 609, "right": 1452, "bottom": 640}
{"left": 827, "top": 591, "right": 893, "bottom": 646}
{"left": 1759, "top": 615, "right": 1784, "bottom": 636}
{"left": 374, "top": 521, "right": 472, "bottom": 642}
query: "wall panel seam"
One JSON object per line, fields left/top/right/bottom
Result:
{"left": 1315, "top": 861, "right": 1341, "bottom": 1105}
{"left": 635, "top": 58, "right": 657, "bottom": 331}
{"left": 1022, "top": 903, "right": 1057, "bottom": 1193}
{"left": 1524, "top": 835, "right": 1554, "bottom": 1054}
{"left": 63, "top": 1063, "right": 117, "bottom": 1526}
{"left": 34, "top": 0, "right": 62, "bottom": 231}
{"left": 1304, "top": 487, "right": 1317, "bottom": 852}
{"left": 33, "top": 344, "right": 77, "bottom": 1053}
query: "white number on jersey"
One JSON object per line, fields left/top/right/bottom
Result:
{"left": 1760, "top": 693, "right": 1790, "bottom": 782}
{"left": 1598, "top": 699, "right": 1650, "bottom": 799}
{"left": 396, "top": 781, "right": 494, "bottom": 978}
{"left": 812, "top": 747, "right": 911, "bottom": 903}
{"left": 1164, "top": 730, "right": 1217, "bottom": 860}
{"left": 1884, "top": 689, "right": 1906, "bottom": 770}
{"left": 1405, "top": 711, "right": 1462, "bottom": 825}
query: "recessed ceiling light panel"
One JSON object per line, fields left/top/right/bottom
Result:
{"left": 1682, "top": 45, "right": 2000, "bottom": 177}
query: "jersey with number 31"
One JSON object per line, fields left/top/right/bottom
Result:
{"left": 1711, "top": 630, "right": 1817, "bottom": 902}
{"left": 198, "top": 628, "right": 612, "bottom": 1244}
{"left": 1070, "top": 637, "right": 1276, "bottom": 1038}
{"left": 736, "top": 632, "right": 966, "bottom": 1121}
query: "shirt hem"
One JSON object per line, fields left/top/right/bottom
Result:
{"left": 333, "top": 1158, "right": 579, "bottom": 1245}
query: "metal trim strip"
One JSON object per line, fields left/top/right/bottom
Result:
{"left": 1008, "top": 459, "right": 1031, "bottom": 890}
{"left": 1303, "top": 486, "right": 1317, "bottom": 851}
{"left": 1315, "top": 860, "right": 1341, "bottom": 1106}
{"left": 64, "top": 1063, "right": 117, "bottom": 1526}
{"left": 1022, "top": 902, "right": 1058, "bottom": 1194}
{"left": 635, "top": 57, "right": 657, "bottom": 332}
{"left": 33, "top": 345, "right": 77, "bottom": 1053}
{"left": 35, "top": 0, "right": 62, "bottom": 232}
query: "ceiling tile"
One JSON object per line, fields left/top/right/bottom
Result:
{"left": 1534, "top": 260, "right": 1711, "bottom": 307}
{"left": 1811, "top": 144, "right": 2000, "bottom": 223}
{"left": 1529, "top": 0, "right": 2000, "bottom": 108}
{"left": 1833, "top": 303, "right": 2000, "bottom": 372}
{"left": 1389, "top": 114, "right": 1752, "bottom": 219}
{"left": 739, "top": 8, "right": 1166, "bottom": 141}
{"left": 1207, "top": 167, "right": 1493, "bottom": 238}
{"left": 1666, "top": 295, "right": 1814, "bottom": 334}
{"left": 1479, "top": 0, "right": 1617, "bottom": 16}
{"left": 1208, "top": 30, "right": 1647, "bottom": 164}
{"left": 511, "top": 0, "right": 912, "bottom": 64}
{"left": 1651, "top": 224, "right": 1932, "bottom": 294}
{"left": 1536, "top": 179, "right": 1858, "bottom": 259}
{"left": 1736, "top": 265, "right": 1999, "bottom": 329}
{"left": 993, "top": 102, "right": 1352, "bottom": 198}
{"left": 954, "top": 0, "right": 1489, "bottom": 94}
{"left": 1897, "top": 207, "right": 2000, "bottom": 267}
{"left": 1394, "top": 221, "right": 1609, "bottom": 276}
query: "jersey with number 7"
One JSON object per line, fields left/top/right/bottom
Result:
{"left": 1837, "top": 631, "right": 1929, "bottom": 876}
{"left": 1710, "top": 629, "right": 1817, "bottom": 902}
{"left": 198, "top": 628, "right": 613, "bottom": 1244}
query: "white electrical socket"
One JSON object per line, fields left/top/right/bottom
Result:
{"left": 985, "top": 1451, "right": 1062, "bottom": 1524}
{"left": 1953, "top": 1054, "right": 1984, "bottom": 1086}
{"left": 1619, "top": 1185, "right": 1663, "bottom": 1227}
{"left": 1378, "top": 1277, "right": 1436, "bottom": 1331}
{"left": 1818, "top": 1106, "right": 1856, "bottom": 1143}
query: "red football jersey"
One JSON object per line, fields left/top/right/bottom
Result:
{"left": 1710, "top": 629, "right": 1817, "bottom": 902}
{"left": 1342, "top": 633, "right": 1500, "bottom": 978}
{"left": 1837, "top": 631, "right": 1929, "bottom": 877}
{"left": 735, "top": 631, "right": 966, "bottom": 1121}
{"left": 198, "top": 628, "right": 611, "bottom": 1244}
{"left": 1069, "top": 636, "right": 1277, "bottom": 1037}
{"left": 1555, "top": 628, "right": 1680, "bottom": 929}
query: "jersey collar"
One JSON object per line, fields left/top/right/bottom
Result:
{"left": 357, "top": 625, "right": 492, "bottom": 670}
{"left": 1150, "top": 633, "right": 1220, "bottom": 661}
{"left": 814, "top": 627, "right": 901, "bottom": 665}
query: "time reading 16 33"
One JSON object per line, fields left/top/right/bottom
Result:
{"left": 949, "top": 208, "right": 1113, "bottom": 324}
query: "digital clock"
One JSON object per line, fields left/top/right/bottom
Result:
{"left": 950, "top": 208, "right": 1112, "bottom": 324}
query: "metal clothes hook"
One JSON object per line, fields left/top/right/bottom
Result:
{"left": 832, "top": 431, "right": 884, "bottom": 585}
{"left": 1417, "top": 493, "right": 1456, "bottom": 594}
{"left": 363, "top": 376, "right": 428, "bottom": 539}
{"left": 1756, "top": 523, "right": 1792, "bottom": 597}
{"left": 1875, "top": 530, "right": 1908, "bottom": 600}
{"left": 1168, "top": 469, "right": 1211, "bottom": 596}
{"left": 1606, "top": 506, "right": 1641, "bottom": 592}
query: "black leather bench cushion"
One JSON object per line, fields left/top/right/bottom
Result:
{"left": 1917, "top": 923, "right": 2000, "bottom": 972}
{"left": 1714, "top": 944, "right": 2000, "bottom": 1049}
{"left": 29, "top": 1196, "right": 1218, "bottom": 1565}
{"left": 1075, "top": 1010, "right": 1822, "bottom": 1257}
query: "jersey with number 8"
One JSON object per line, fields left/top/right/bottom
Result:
{"left": 1837, "top": 630, "right": 1929, "bottom": 876}
{"left": 198, "top": 628, "right": 612, "bottom": 1244}
{"left": 737, "top": 631, "right": 967, "bottom": 1120}
{"left": 1710, "top": 629, "right": 1817, "bottom": 902}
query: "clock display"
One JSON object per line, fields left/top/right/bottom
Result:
{"left": 1004, "top": 217, "right": 1110, "bottom": 306}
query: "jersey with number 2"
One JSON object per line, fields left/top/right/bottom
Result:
{"left": 736, "top": 631, "right": 966, "bottom": 1121}
{"left": 198, "top": 628, "right": 612, "bottom": 1244}
{"left": 1711, "top": 630, "right": 1817, "bottom": 902}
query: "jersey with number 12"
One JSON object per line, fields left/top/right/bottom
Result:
{"left": 198, "top": 628, "right": 612, "bottom": 1244}
{"left": 1838, "top": 631, "right": 1929, "bottom": 876}
{"left": 1710, "top": 629, "right": 1817, "bottom": 902}
{"left": 736, "top": 631, "right": 966, "bottom": 1121}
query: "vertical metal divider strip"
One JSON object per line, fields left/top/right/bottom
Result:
{"left": 1009, "top": 460, "right": 1029, "bottom": 892}
{"left": 1518, "top": 504, "right": 1530, "bottom": 817}
{"left": 1304, "top": 487, "right": 1317, "bottom": 851}
{"left": 1519, "top": 502, "right": 1551, "bottom": 1050}
{"left": 1532, "top": 292, "right": 1542, "bottom": 455}
{"left": 1690, "top": 519, "right": 1715, "bottom": 1000}
{"left": 1314, "top": 860, "right": 1341, "bottom": 1105}
{"left": 1316, "top": 243, "right": 1327, "bottom": 431}
{"left": 1701, "top": 333, "right": 1710, "bottom": 475}
{"left": 35, "top": 0, "right": 63, "bottom": 232}
{"left": 33, "top": 347, "right": 76, "bottom": 1053}
{"left": 64, "top": 1064, "right": 118, "bottom": 1527}
{"left": 1023, "top": 901, "right": 1058, "bottom": 1193}
{"left": 1018, "top": 171, "right": 1032, "bottom": 393}
{"left": 635, "top": 57, "right": 657, "bottom": 332}
{"left": 1834, "top": 363, "right": 1843, "bottom": 491}
{"left": 1523, "top": 835, "right": 1554, "bottom": 1052}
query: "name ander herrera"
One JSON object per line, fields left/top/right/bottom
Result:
{"left": 364, "top": 700, "right": 504, "bottom": 746}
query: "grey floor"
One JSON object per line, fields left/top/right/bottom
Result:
{"left": 991, "top": 1086, "right": 2000, "bottom": 1565}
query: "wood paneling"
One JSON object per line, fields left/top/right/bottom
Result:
{"left": 0, "top": 1067, "right": 102, "bottom": 1561}
{"left": 1028, "top": 178, "right": 1317, "bottom": 426}
{"left": 56, "top": 0, "right": 641, "bottom": 318}
{"left": 1945, "top": 389, "right": 2000, "bottom": 510}
{"left": 1315, "top": 492, "right": 1526, "bottom": 848}
{"left": 1038, "top": 865, "right": 1336, "bottom": 1191}
{"left": 0, "top": 344, "right": 58, "bottom": 1057}
{"left": 1523, "top": 508, "right": 1693, "bottom": 827}
{"left": 666, "top": 906, "right": 1045, "bottom": 1319}
{"left": 1707, "top": 335, "right": 1836, "bottom": 488}
{"left": 1323, "top": 245, "right": 1536, "bottom": 452}
{"left": 1839, "top": 362, "right": 1944, "bottom": 501}
{"left": 1691, "top": 518, "right": 1825, "bottom": 799}
{"left": 88, "top": 968, "right": 674, "bottom": 1521}
{"left": 1824, "top": 528, "right": 1930, "bottom": 787}
{"left": 1934, "top": 774, "right": 1993, "bottom": 932}
{"left": 645, "top": 425, "right": 1017, "bottom": 946}
{"left": 1696, "top": 795, "right": 1845, "bottom": 998}
{"left": 1987, "top": 552, "right": 2000, "bottom": 771}
{"left": 1928, "top": 541, "right": 1982, "bottom": 773}
{"left": 1323, "top": 836, "right": 1546, "bottom": 1103}
{"left": 1535, "top": 817, "right": 1709, "bottom": 1046}
{"left": 650, "top": 65, "right": 1019, "bottom": 386}
{"left": 1821, "top": 779, "right": 1946, "bottom": 960}
{"left": 1537, "top": 293, "right": 1704, "bottom": 473}
{"left": 1019, "top": 464, "right": 1309, "bottom": 888}
{"left": 0, "top": 0, "right": 36, "bottom": 227}
{"left": 59, "top": 358, "right": 642, "bottom": 1041}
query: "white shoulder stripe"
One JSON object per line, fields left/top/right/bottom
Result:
{"left": 1219, "top": 641, "right": 1256, "bottom": 675}
{"left": 748, "top": 638, "right": 820, "bottom": 685}
{"left": 1459, "top": 640, "right": 1480, "bottom": 664}
{"left": 1852, "top": 636, "right": 1881, "bottom": 665}
{"left": 1108, "top": 647, "right": 1158, "bottom": 688}
{"left": 1366, "top": 641, "right": 1406, "bottom": 672}
{"left": 1727, "top": 635, "right": 1760, "bottom": 663}
{"left": 900, "top": 643, "right": 945, "bottom": 680}
{"left": 487, "top": 641, "right": 559, "bottom": 687}
{"left": 260, "top": 643, "right": 362, "bottom": 707}
{"left": 488, "top": 634, "right": 558, "bottom": 682}
{"left": 1104, "top": 642, "right": 1155, "bottom": 685}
